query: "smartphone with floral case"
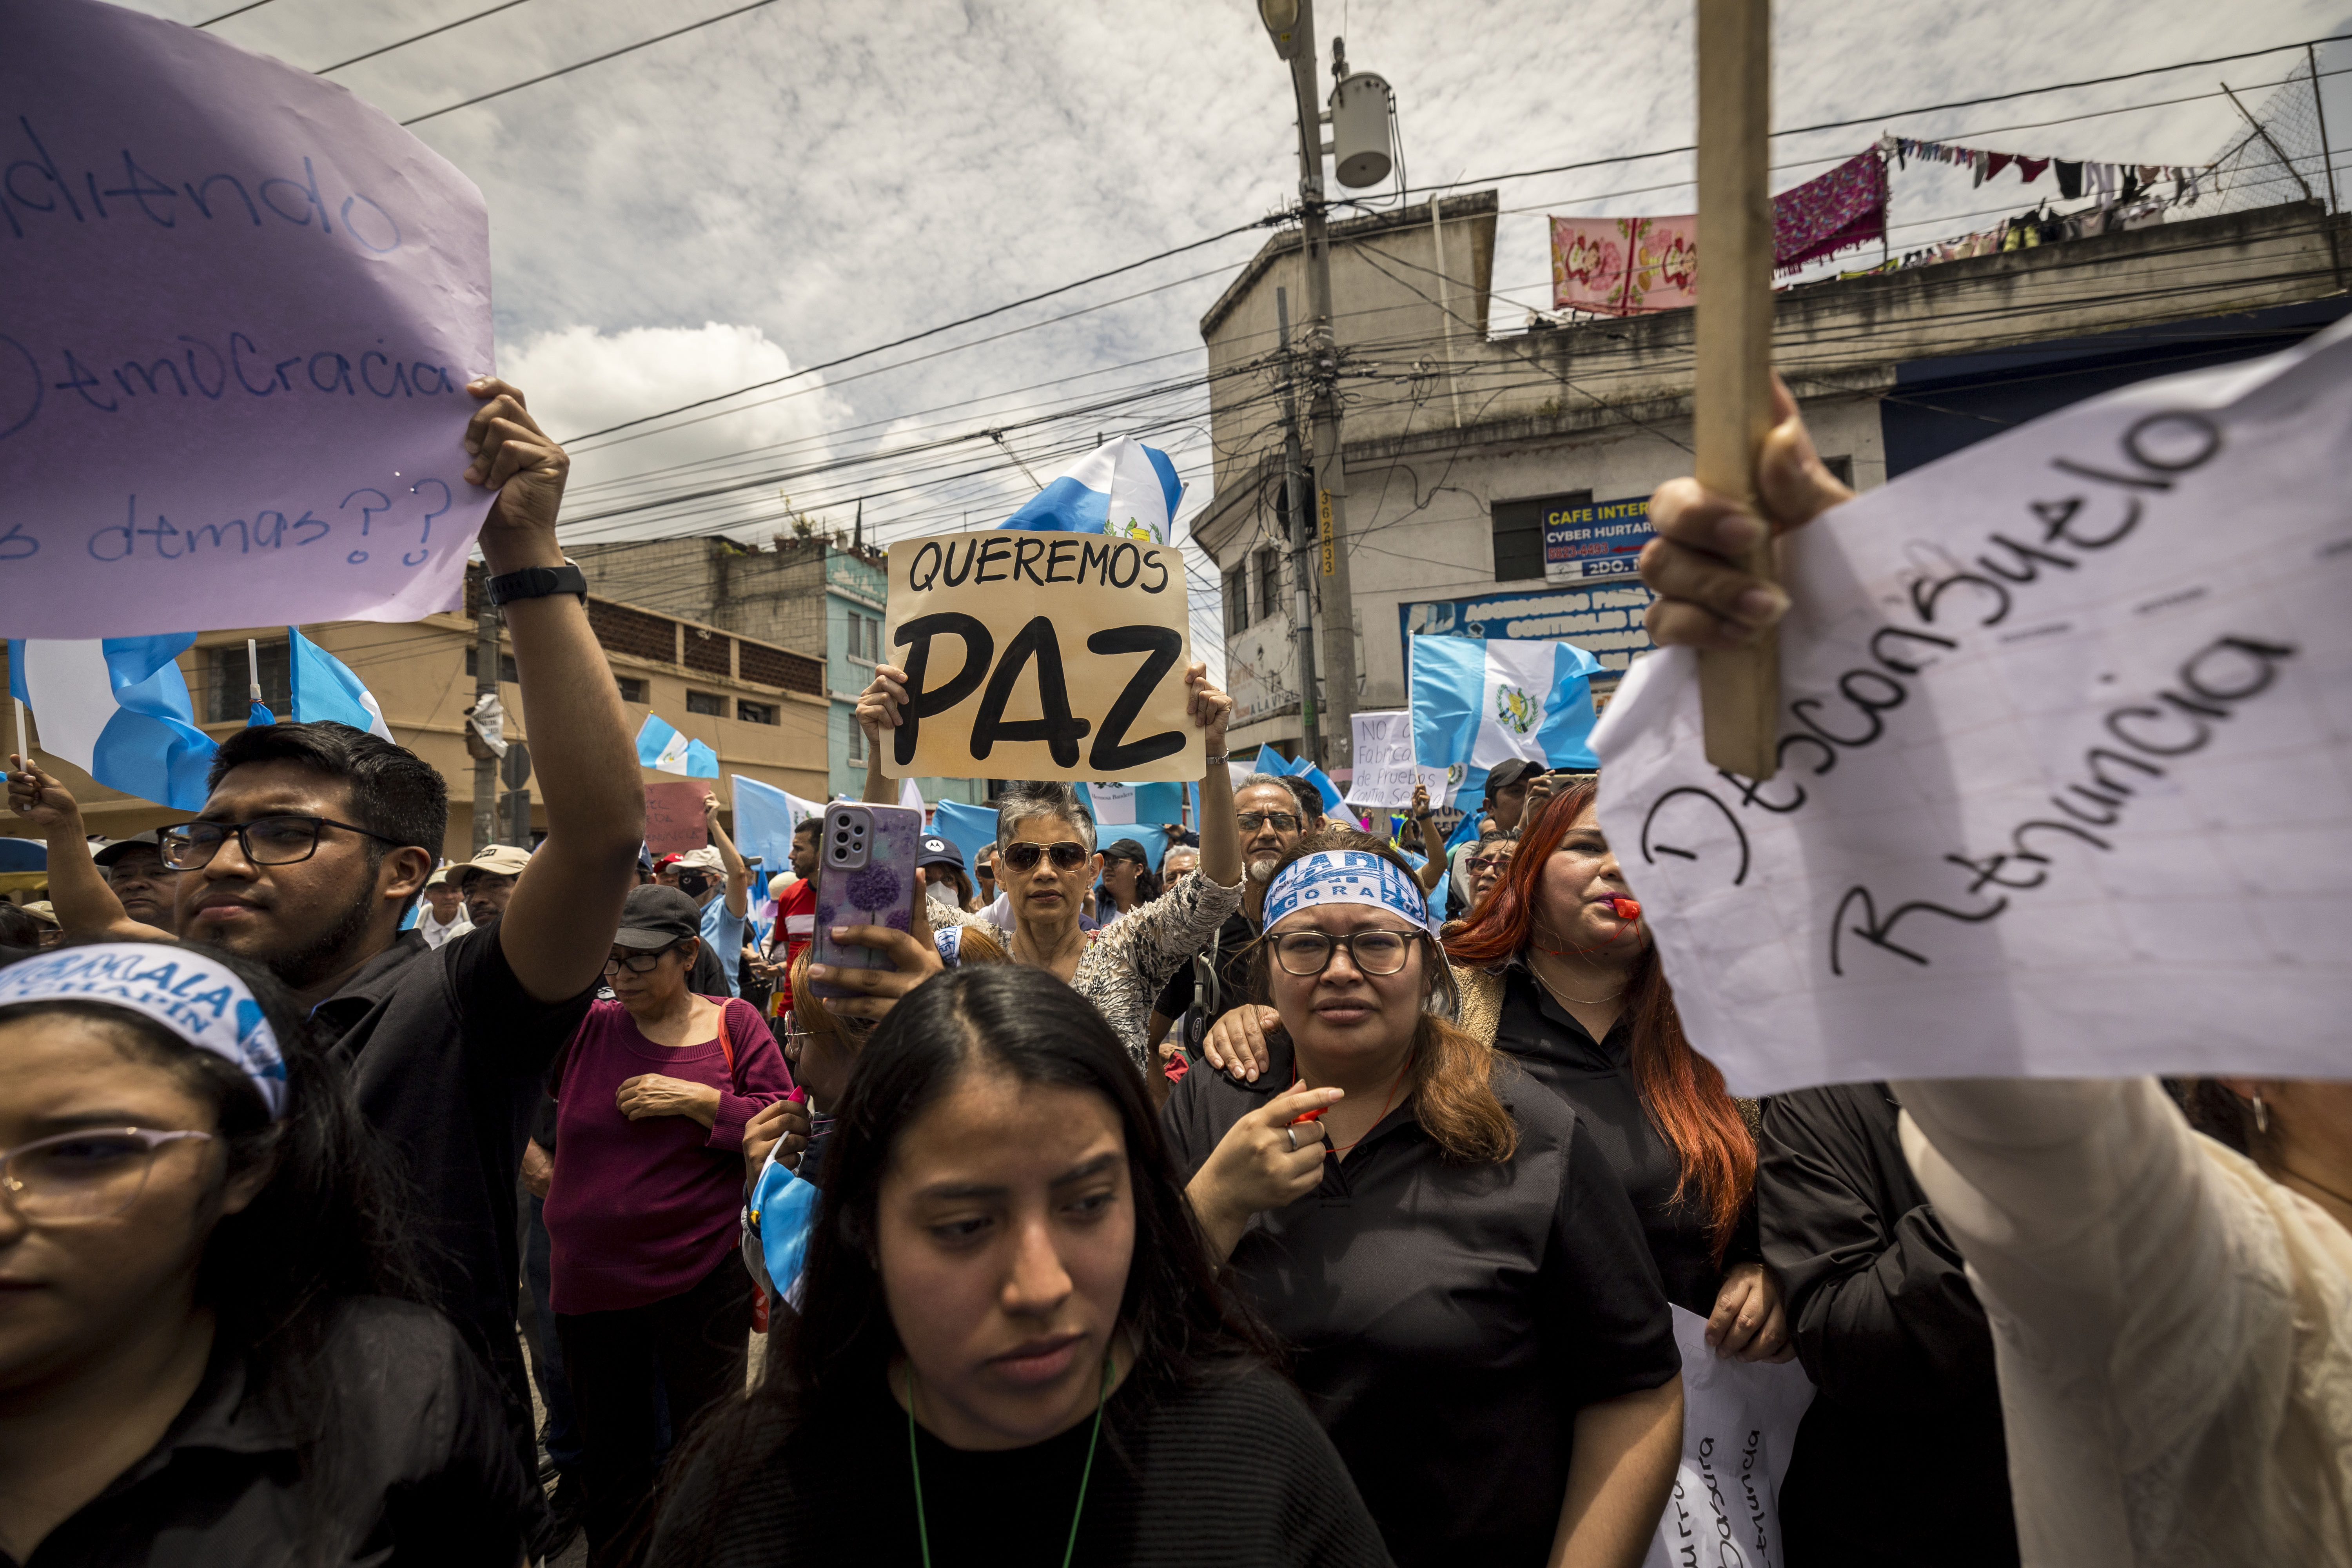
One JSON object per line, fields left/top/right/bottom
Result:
{"left": 808, "top": 802, "right": 925, "bottom": 998}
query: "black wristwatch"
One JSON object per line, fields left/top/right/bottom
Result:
{"left": 486, "top": 559, "right": 587, "bottom": 608}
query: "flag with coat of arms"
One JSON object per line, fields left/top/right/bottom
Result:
{"left": 1002, "top": 436, "right": 1185, "bottom": 545}
{"left": 1410, "top": 635, "right": 1602, "bottom": 843}
{"left": 635, "top": 713, "right": 719, "bottom": 778}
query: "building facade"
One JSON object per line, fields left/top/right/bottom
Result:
{"left": 1190, "top": 192, "right": 2349, "bottom": 767}
{"left": 571, "top": 533, "right": 990, "bottom": 805}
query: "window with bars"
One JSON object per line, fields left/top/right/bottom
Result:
{"left": 1257, "top": 549, "right": 1281, "bottom": 623}
{"left": 685, "top": 690, "right": 725, "bottom": 717}
{"left": 845, "top": 611, "right": 880, "bottom": 663}
{"left": 614, "top": 674, "right": 647, "bottom": 704}
{"left": 1223, "top": 566, "right": 1248, "bottom": 635}
{"left": 737, "top": 699, "right": 777, "bottom": 725}
{"left": 208, "top": 640, "right": 289, "bottom": 722}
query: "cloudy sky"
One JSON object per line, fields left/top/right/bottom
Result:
{"left": 119, "top": 0, "right": 2352, "bottom": 661}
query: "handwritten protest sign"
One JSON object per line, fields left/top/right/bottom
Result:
{"left": 1346, "top": 709, "right": 1447, "bottom": 806}
{"left": 881, "top": 530, "right": 1202, "bottom": 783}
{"left": 642, "top": 781, "right": 710, "bottom": 858}
{"left": 1642, "top": 1308, "right": 1813, "bottom": 1568}
{"left": 1593, "top": 322, "right": 2352, "bottom": 1094}
{"left": 0, "top": 0, "right": 493, "bottom": 638}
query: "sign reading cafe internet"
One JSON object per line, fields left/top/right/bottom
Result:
{"left": 881, "top": 530, "right": 1203, "bottom": 784}
{"left": 0, "top": 0, "right": 494, "bottom": 638}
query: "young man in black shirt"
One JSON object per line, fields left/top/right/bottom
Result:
{"left": 7, "top": 379, "right": 644, "bottom": 1509}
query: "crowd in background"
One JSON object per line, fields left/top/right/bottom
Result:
{"left": 1, "top": 380, "right": 2345, "bottom": 1568}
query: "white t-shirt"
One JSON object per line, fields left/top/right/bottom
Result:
{"left": 418, "top": 906, "right": 472, "bottom": 950}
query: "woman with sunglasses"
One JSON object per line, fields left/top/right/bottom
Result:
{"left": 1165, "top": 830, "right": 1683, "bottom": 1568}
{"left": 652, "top": 963, "right": 1388, "bottom": 1568}
{"left": 0, "top": 938, "right": 539, "bottom": 1565}
{"left": 543, "top": 884, "right": 795, "bottom": 1566}
{"left": 849, "top": 662, "right": 1247, "bottom": 1073}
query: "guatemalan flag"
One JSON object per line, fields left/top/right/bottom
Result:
{"left": 1410, "top": 635, "right": 1603, "bottom": 841}
{"left": 287, "top": 629, "right": 394, "bottom": 739}
{"left": 1002, "top": 436, "right": 1184, "bottom": 545}
{"left": 636, "top": 713, "right": 719, "bottom": 778}
{"left": 7, "top": 635, "right": 217, "bottom": 810}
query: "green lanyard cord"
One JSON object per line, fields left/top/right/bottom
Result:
{"left": 906, "top": 1352, "right": 1112, "bottom": 1568}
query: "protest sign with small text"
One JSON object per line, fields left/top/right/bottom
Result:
{"left": 881, "top": 530, "right": 1202, "bottom": 783}
{"left": 1593, "top": 321, "right": 2352, "bottom": 1094}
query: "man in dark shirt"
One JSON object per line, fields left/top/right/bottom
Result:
{"left": 1757, "top": 1083, "right": 2020, "bottom": 1567}
{"left": 1146, "top": 775, "right": 1308, "bottom": 1071}
{"left": 12, "top": 378, "right": 644, "bottom": 1496}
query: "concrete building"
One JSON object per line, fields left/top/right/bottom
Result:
{"left": 570, "top": 532, "right": 992, "bottom": 806}
{"left": 1190, "top": 191, "right": 2350, "bottom": 764}
{"left": 0, "top": 567, "right": 829, "bottom": 863}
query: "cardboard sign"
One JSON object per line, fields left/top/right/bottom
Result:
{"left": 642, "top": 780, "right": 710, "bottom": 858}
{"left": 0, "top": 0, "right": 494, "bottom": 638}
{"left": 881, "top": 530, "right": 1201, "bottom": 782}
{"left": 1593, "top": 321, "right": 2352, "bottom": 1095}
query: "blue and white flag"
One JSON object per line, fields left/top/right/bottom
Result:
{"left": 1410, "top": 634, "right": 1602, "bottom": 824}
{"left": 7, "top": 635, "right": 216, "bottom": 810}
{"left": 287, "top": 628, "right": 393, "bottom": 739}
{"left": 1247, "top": 745, "right": 1345, "bottom": 816}
{"left": 731, "top": 774, "right": 823, "bottom": 875}
{"left": 1002, "top": 436, "right": 1184, "bottom": 546}
{"left": 636, "top": 713, "right": 719, "bottom": 778}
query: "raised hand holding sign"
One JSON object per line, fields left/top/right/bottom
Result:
{"left": 0, "top": 0, "right": 493, "bottom": 637}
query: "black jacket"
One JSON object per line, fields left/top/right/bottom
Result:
{"left": 1757, "top": 1083, "right": 2019, "bottom": 1568}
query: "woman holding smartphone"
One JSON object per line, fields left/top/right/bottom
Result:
{"left": 650, "top": 965, "right": 1388, "bottom": 1567}
{"left": 843, "top": 661, "right": 1249, "bottom": 1077}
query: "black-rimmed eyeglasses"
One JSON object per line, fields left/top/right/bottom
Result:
{"left": 160, "top": 815, "right": 406, "bottom": 871}
{"left": 603, "top": 945, "right": 684, "bottom": 975}
{"left": 1270, "top": 929, "right": 1423, "bottom": 976}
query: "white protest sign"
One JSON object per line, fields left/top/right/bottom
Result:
{"left": 1643, "top": 1307, "right": 1814, "bottom": 1568}
{"left": 1594, "top": 323, "right": 2352, "bottom": 1095}
{"left": 0, "top": 0, "right": 493, "bottom": 638}
{"left": 1344, "top": 709, "right": 1451, "bottom": 807}
{"left": 1089, "top": 783, "right": 1138, "bottom": 824}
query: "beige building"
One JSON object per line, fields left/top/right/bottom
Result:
{"left": 2, "top": 568, "right": 828, "bottom": 867}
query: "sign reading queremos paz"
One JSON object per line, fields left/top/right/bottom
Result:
{"left": 882, "top": 530, "right": 1203, "bottom": 783}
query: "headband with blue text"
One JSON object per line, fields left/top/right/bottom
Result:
{"left": 1263, "top": 849, "right": 1436, "bottom": 936}
{"left": 0, "top": 944, "right": 289, "bottom": 1118}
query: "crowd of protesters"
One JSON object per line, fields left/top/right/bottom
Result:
{"left": 2, "top": 378, "right": 2345, "bottom": 1568}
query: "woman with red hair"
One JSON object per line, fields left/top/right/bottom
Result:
{"left": 1445, "top": 777, "right": 1789, "bottom": 1356}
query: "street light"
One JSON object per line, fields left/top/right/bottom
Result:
{"left": 1257, "top": 0, "right": 1302, "bottom": 58}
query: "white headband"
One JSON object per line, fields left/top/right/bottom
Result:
{"left": 0, "top": 944, "right": 288, "bottom": 1118}
{"left": 1263, "top": 849, "right": 1437, "bottom": 935}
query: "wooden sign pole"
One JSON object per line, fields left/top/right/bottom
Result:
{"left": 1694, "top": 0, "right": 1780, "bottom": 780}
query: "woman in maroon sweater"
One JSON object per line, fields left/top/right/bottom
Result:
{"left": 545, "top": 884, "right": 793, "bottom": 1566}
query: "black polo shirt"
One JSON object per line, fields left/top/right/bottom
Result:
{"left": 309, "top": 924, "right": 595, "bottom": 1424}
{"left": 1492, "top": 967, "right": 1761, "bottom": 1316}
{"left": 1150, "top": 905, "right": 1259, "bottom": 1027}
{"left": 7, "top": 1297, "right": 540, "bottom": 1568}
{"left": 1162, "top": 1034, "right": 1678, "bottom": 1568}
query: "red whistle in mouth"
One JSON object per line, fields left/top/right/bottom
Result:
{"left": 1610, "top": 898, "right": 1642, "bottom": 921}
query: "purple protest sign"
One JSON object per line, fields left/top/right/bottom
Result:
{"left": 0, "top": 0, "right": 493, "bottom": 638}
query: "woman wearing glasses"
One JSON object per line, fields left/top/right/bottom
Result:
{"left": 0, "top": 938, "right": 539, "bottom": 1564}
{"left": 848, "top": 661, "right": 1247, "bottom": 1074}
{"left": 1163, "top": 831, "right": 1683, "bottom": 1568}
{"left": 542, "top": 884, "right": 795, "bottom": 1566}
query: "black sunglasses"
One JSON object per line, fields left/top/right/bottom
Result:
{"left": 999, "top": 840, "right": 1091, "bottom": 872}
{"left": 1236, "top": 811, "right": 1302, "bottom": 832}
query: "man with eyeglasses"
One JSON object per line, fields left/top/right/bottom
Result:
{"left": 1146, "top": 774, "right": 1310, "bottom": 1074}
{"left": 4, "top": 377, "right": 644, "bottom": 1525}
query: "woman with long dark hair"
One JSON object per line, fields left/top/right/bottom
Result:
{"left": 0, "top": 938, "right": 539, "bottom": 1565}
{"left": 1442, "top": 779, "right": 1787, "bottom": 1348}
{"left": 1169, "top": 830, "right": 1682, "bottom": 1568}
{"left": 651, "top": 964, "right": 1387, "bottom": 1568}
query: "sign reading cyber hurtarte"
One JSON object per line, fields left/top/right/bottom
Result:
{"left": 881, "top": 530, "right": 1203, "bottom": 783}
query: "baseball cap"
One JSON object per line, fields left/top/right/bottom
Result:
{"left": 454, "top": 844, "right": 532, "bottom": 887}
{"left": 673, "top": 846, "right": 724, "bottom": 872}
{"left": 1100, "top": 838, "right": 1150, "bottom": 866}
{"left": 613, "top": 885, "right": 703, "bottom": 950}
{"left": 916, "top": 834, "right": 964, "bottom": 872}
{"left": 1484, "top": 759, "right": 1542, "bottom": 797}
{"left": 93, "top": 830, "right": 168, "bottom": 868}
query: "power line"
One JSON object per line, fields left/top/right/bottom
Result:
{"left": 193, "top": 0, "right": 276, "bottom": 26}
{"left": 317, "top": 0, "right": 534, "bottom": 74}
{"left": 400, "top": 0, "right": 785, "bottom": 126}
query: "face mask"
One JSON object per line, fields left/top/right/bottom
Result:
{"left": 677, "top": 871, "right": 712, "bottom": 899}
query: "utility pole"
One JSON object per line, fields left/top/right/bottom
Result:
{"left": 470, "top": 570, "right": 499, "bottom": 852}
{"left": 1267, "top": 0, "right": 1359, "bottom": 772}
{"left": 1276, "top": 287, "right": 1321, "bottom": 762}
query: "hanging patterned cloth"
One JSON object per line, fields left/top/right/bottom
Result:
{"left": 1772, "top": 150, "right": 1889, "bottom": 273}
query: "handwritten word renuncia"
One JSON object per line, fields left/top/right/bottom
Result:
{"left": 0, "top": 482, "right": 453, "bottom": 568}
{"left": 0, "top": 330, "right": 461, "bottom": 444}
{"left": 1635, "top": 408, "right": 2232, "bottom": 979}
{"left": 1, "top": 116, "right": 401, "bottom": 252}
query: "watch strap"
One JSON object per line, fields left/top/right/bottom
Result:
{"left": 486, "top": 560, "right": 587, "bottom": 608}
